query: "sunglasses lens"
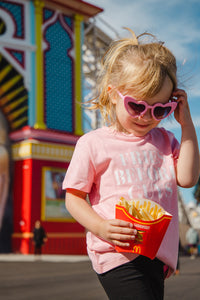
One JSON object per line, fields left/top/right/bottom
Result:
{"left": 154, "top": 106, "right": 171, "bottom": 119}
{"left": 127, "top": 101, "right": 145, "bottom": 116}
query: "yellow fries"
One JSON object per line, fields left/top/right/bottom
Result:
{"left": 118, "top": 197, "right": 164, "bottom": 221}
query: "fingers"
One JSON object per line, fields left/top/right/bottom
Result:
{"left": 105, "top": 219, "right": 137, "bottom": 247}
{"left": 172, "top": 89, "right": 187, "bottom": 104}
{"left": 172, "top": 88, "right": 192, "bottom": 125}
{"left": 112, "top": 240, "right": 132, "bottom": 247}
{"left": 172, "top": 88, "right": 187, "bottom": 97}
{"left": 109, "top": 218, "right": 134, "bottom": 228}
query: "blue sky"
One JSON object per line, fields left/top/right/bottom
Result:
{"left": 88, "top": 0, "right": 200, "bottom": 204}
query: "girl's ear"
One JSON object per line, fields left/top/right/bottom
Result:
{"left": 108, "top": 85, "right": 117, "bottom": 104}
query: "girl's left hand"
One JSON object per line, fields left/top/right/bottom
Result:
{"left": 172, "top": 89, "right": 192, "bottom": 126}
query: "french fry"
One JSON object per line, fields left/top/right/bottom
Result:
{"left": 157, "top": 211, "right": 164, "bottom": 219}
{"left": 131, "top": 204, "right": 143, "bottom": 219}
{"left": 139, "top": 209, "right": 154, "bottom": 221}
{"left": 119, "top": 197, "right": 129, "bottom": 211}
{"left": 117, "top": 198, "right": 165, "bottom": 221}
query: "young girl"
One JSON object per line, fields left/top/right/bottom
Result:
{"left": 63, "top": 29, "right": 199, "bottom": 300}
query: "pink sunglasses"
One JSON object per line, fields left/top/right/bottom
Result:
{"left": 117, "top": 91, "right": 177, "bottom": 121}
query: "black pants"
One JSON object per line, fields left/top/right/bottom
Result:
{"left": 34, "top": 245, "right": 42, "bottom": 255}
{"left": 97, "top": 256, "right": 164, "bottom": 300}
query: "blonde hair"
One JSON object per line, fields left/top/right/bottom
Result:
{"left": 89, "top": 28, "right": 177, "bottom": 125}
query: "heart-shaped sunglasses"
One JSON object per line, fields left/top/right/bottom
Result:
{"left": 117, "top": 91, "right": 177, "bottom": 121}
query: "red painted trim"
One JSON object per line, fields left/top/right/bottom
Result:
{"left": 12, "top": 236, "right": 87, "bottom": 254}
{"left": 9, "top": 126, "right": 80, "bottom": 144}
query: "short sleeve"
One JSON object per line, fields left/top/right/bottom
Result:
{"left": 62, "top": 137, "right": 95, "bottom": 193}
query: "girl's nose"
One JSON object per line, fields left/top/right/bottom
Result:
{"left": 138, "top": 109, "right": 152, "bottom": 121}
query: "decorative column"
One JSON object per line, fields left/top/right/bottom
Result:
{"left": 74, "top": 14, "right": 84, "bottom": 136}
{"left": 34, "top": 0, "right": 46, "bottom": 129}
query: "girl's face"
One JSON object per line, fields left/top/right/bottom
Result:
{"left": 111, "top": 76, "right": 174, "bottom": 137}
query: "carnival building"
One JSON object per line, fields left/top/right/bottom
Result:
{"left": 0, "top": 0, "right": 103, "bottom": 254}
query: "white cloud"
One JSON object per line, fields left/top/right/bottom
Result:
{"left": 91, "top": 0, "right": 200, "bottom": 61}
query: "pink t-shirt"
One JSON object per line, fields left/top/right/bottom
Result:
{"left": 63, "top": 126, "right": 180, "bottom": 276}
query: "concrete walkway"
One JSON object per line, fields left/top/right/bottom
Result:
{"left": 0, "top": 255, "right": 200, "bottom": 299}
{"left": 0, "top": 253, "right": 89, "bottom": 263}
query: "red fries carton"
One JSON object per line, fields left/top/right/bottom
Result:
{"left": 115, "top": 198, "right": 172, "bottom": 259}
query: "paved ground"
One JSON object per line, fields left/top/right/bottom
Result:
{"left": 0, "top": 254, "right": 199, "bottom": 299}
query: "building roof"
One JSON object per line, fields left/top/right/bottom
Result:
{"left": 43, "top": 0, "right": 103, "bottom": 20}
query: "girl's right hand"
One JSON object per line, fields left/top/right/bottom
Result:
{"left": 66, "top": 190, "right": 137, "bottom": 247}
{"left": 98, "top": 218, "right": 137, "bottom": 247}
